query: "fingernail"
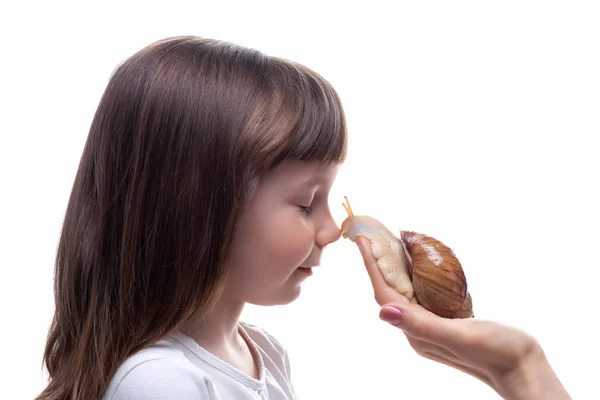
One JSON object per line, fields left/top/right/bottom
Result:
{"left": 380, "top": 306, "right": 403, "bottom": 325}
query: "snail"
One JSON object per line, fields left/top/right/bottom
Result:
{"left": 341, "top": 197, "right": 474, "bottom": 319}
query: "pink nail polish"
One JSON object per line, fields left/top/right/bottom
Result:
{"left": 380, "top": 306, "right": 403, "bottom": 325}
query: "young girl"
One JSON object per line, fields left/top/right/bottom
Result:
{"left": 37, "top": 36, "right": 570, "bottom": 400}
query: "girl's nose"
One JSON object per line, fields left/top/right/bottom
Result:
{"left": 317, "top": 213, "right": 342, "bottom": 247}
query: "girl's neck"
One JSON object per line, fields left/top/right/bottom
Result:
{"left": 178, "top": 296, "right": 259, "bottom": 379}
{"left": 180, "top": 295, "right": 244, "bottom": 346}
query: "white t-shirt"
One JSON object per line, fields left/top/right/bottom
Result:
{"left": 101, "top": 322, "right": 297, "bottom": 400}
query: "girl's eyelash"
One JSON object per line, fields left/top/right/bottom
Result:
{"left": 299, "top": 205, "right": 313, "bottom": 215}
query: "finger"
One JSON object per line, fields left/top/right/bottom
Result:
{"left": 356, "top": 236, "right": 385, "bottom": 292}
{"left": 357, "top": 237, "right": 409, "bottom": 306}
{"left": 380, "top": 302, "right": 471, "bottom": 350}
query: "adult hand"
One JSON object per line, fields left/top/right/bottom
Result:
{"left": 356, "top": 237, "right": 571, "bottom": 400}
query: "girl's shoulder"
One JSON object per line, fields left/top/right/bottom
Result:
{"left": 101, "top": 336, "right": 212, "bottom": 400}
{"left": 101, "top": 324, "right": 294, "bottom": 400}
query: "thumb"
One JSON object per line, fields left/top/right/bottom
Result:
{"left": 379, "top": 303, "right": 466, "bottom": 348}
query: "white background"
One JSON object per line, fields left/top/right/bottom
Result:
{"left": 1, "top": 1, "right": 599, "bottom": 399}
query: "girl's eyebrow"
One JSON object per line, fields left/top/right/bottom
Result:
{"left": 295, "top": 174, "right": 328, "bottom": 188}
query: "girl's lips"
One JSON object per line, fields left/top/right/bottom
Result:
{"left": 298, "top": 266, "right": 314, "bottom": 275}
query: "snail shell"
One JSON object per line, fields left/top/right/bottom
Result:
{"left": 341, "top": 197, "right": 474, "bottom": 319}
{"left": 400, "top": 231, "right": 473, "bottom": 318}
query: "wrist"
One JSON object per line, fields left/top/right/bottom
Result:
{"left": 492, "top": 343, "right": 571, "bottom": 400}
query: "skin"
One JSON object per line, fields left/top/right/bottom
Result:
{"left": 180, "top": 160, "right": 341, "bottom": 378}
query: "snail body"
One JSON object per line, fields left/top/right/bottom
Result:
{"left": 341, "top": 197, "right": 474, "bottom": 319}
{"left": 341, "top": 215, "right": 418, "bottom": 303}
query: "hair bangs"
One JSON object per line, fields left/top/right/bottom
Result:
{"left": 269, "top": 60, "right": 348, "bottom": 166}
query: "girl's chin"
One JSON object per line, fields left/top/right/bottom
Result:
{"left": 246, "top": 283, "right": 304, "bottom": 307}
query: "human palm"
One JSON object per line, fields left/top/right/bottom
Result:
{"left": 357, "top": 237, "right": 570, "bottom": 400}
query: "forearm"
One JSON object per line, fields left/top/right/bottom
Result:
{"left": 492, "top": 345, "right": 571, "bottom": 400}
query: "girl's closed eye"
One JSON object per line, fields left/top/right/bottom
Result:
{"left": 295, "top": 195, "right": 315, "bottom": 215}
{"left": 295, "top": 192, "right": 315, "bottom": 216}
{"left": 298, "top": 204, "right": 313, "bottom": 215}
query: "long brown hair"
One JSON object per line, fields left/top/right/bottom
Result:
{"left": 37, "top": 36, "right": 347, "bottom": 400}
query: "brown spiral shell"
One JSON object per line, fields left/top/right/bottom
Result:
{"left": 400, "top": 231, "right": 474, "bottom": 318}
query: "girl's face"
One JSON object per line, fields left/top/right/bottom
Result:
{"left": 224, "top": 160, "right": 342, "bottom": 306}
